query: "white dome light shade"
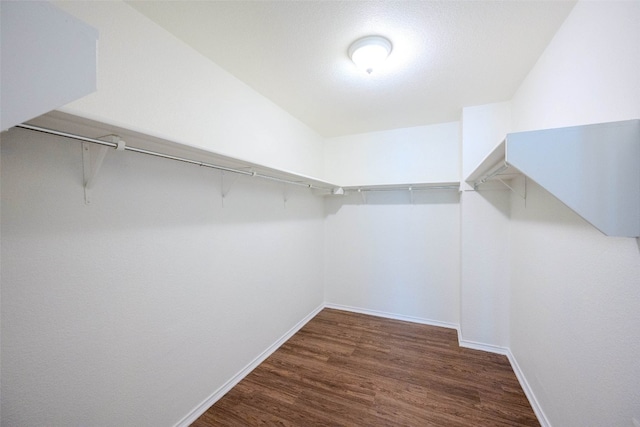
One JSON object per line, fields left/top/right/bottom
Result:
{"left": 348, "top": 36, "right": 392, "bottom": 74}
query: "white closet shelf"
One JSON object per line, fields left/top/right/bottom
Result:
{"left": 340, "top": 182, "right": 460, "bottom": 193}
{"left": 21, "top": 111, "right": 338, "bottom": 192}
{"left": 465, "top": 139, "right": 522, "bottom": 188}
{"left": 1, "top": 2, "right": 98, "bottom": 131}
{"left": 466, "top": 119, "right": 640, "bottom": 237}
{"left": 18, "top": 111, "right": 462, "bottom": 197}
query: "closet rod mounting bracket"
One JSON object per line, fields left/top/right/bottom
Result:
{"left": 82, "top": 135, "right": 124, "bottom": 205}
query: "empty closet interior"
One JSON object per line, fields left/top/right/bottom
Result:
{"left": 1, "top": 1, "right": 639, "bottom": 427}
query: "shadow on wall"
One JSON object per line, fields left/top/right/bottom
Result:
{"left": 324, "top": 189, "right": 460, "bottom": 216}
{"left": 509, "top": 178, "right": 607, "bottom": 234}
{"left": 469, "top": 175, "right": 522, "bottom": 221}
{"left": 1, "top": 127, "right": 325, "bottom": 238}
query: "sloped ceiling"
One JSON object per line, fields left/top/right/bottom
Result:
{"left": 127, "top": 1, "right": 576, "bottom": 137}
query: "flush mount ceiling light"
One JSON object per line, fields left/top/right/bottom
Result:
{"left": 348, "top": 35, "right": 392, "bottom": 75}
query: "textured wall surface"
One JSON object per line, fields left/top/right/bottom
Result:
{"left": 324, "top": 190, "right": 461, "bottom": 326}
{"left": 323, "top": 122, "right": 460, "bottom": 186}
{"left": 459, "top": 102, "right": 512, "bottom": 348}
{"left": 509, "top": 1, "right": 640, "bottom": 425}
{"left": 53, "top": 1, "right": 324, "bottom": 179}
{"left": 1, "top": 128, "right": 324, "bottom": 426}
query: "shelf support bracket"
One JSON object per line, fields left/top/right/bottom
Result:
{"left": 497, "top": 176, "right": 527, "bottom": 200}
{"left": 82, "top": 135, "right": 124, "bottom": 205}
{"left": 473, "top": 162, "right": 510, "bottom": 190}
{"left": 358, "top": 188, "right": 367, "bottom": 204}
{"left": 221, "top": 170, "right": 239, "bottom": 208}
{"left": 283, "top": 183, "right": 289, "bottom": 208}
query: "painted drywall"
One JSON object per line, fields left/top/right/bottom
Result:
{"left": 511, "top": 1, "right": 640, "bottom": 132}
{"left": 323, "top": 122, "right": 460, "bottom": 186}
{"left": 461, "top": 102, "right": 512, "bottom": 181}
{"left": 510, "top": 182, "right": 640, "bottom": 427}
{"left": 52, "top": 1, "right": 324, "bottom": 179}
{"left": 324, "top": 190, "right": 460, "bottom": 326}
{"left": 0, "top": 128, "right": 325, "bottom": 426}
{"left": 509, "top": 1, "right": 640, "bottom": 426}
{"left": 459, "top": 189, "right": 511, "bottom": 348}
{"left": 459, "top": 102, "right": 512, "bottom": 348}
{"left": 0, "top": 1, "right": 97, "bottom": 131}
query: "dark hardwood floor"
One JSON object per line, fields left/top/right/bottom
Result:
{"left": 192, "top": 308, "right": 539, "bottom": 426}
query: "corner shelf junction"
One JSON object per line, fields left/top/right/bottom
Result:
{"left": 11, "top": 112, "right": 460, "bottom": 203}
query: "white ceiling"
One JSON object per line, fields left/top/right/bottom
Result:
{"left": 127, "top": 1, "right": 576, "bottom": 138}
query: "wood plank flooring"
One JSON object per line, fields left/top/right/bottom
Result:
{"left": 191, "top": 309, "right": 539, "bottom": 426}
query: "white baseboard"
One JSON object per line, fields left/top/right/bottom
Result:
{"left": 506, "top": 349, "right": 552, "bottom": 427}
{"left": 457, "top": 339, "right": 549, "bottom": 427}
{"left": 324, "top": 302, "right": 459, "bottom": 331}
{"left": 173, "top": 303, "right": 325, "bottom": 427}
{"left": 458, "top": 338, "right": 509, "bottom": 355}
{"left": 175, "top": 303, "right": 549, "bottom": 427}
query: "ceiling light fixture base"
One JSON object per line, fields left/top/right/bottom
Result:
{"left": 348, "top": 35, "right": 392, "bottom": 75}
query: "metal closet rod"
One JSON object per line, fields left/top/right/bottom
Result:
{"left": 15, "top": 123, "right": 322, "bottom": 190}
{"left": 347, "top": 185, "right": 459, "bottom": 193}
{"left": 474, "top": 162, "right": 509, "bottom": 189}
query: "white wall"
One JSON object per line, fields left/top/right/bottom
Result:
{"left": 509, "top": 1, "right": 640, "bottom": 426}
{"left": 461, "top": 102, "right": 512, "bottom": 181}
{"left": 459, "top": 189, "right": 511, "bottom": 348}
{"left": 52, "top": 1, "right": 324, "bottom": 179}
{"left": 511, "top": 1, "right": 640, "bottom": 131}
{"left": 459, "top": 102, "right": 512, "bottom": 348}
{"left": 0, "top": 128, "right": 325, "bottom": 426}
{"left": 323, "top": 122, "right": 461, "bottom": 326}
{"left": 324, "top": 190, "right": 460, "bottom": 326}
{"left": 323, "top": 122, "right": 460, "bottom": 186}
